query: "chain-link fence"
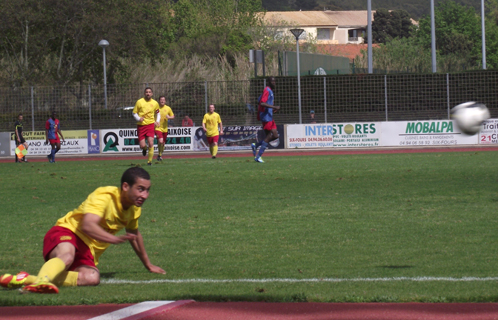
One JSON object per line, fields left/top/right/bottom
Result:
{"left": 2, "top": 70, "right": 498, "bottom": 132}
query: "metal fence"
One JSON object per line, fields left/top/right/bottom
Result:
{"left": 1, "top": 70, "right": 498, "bottom": 132}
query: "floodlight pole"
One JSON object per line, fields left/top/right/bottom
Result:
{"left": 290, "top": 29, "right": 304, "bottom": 124}
{"left": 367, "top": 0, "right": 372, "bottom": 74}
{"left": 430, "top": 0, "right": 437, "bottom": 73}
{"left": 481, "top": 0, "right": 487, "bottom": 69}
{"left": 99, "top": 39, "right": 110, "bottom": 109}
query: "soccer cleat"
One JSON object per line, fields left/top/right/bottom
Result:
{"left": 251, "top": 143, "right": 257, "bottom": 157}
{"left": 212, "top": 156, "right": 216, "bottom": 159}
{"left": 22, "top": 157, "right": 28, "bottom": 163}
{"left": 147, "top": 162, "right": 152, "bottom": 166}
{"left": 21, "top": 281, "right": 59, "bottom": 294}
{"left": 157, "top": 156, "right": 162, "bottom": 161}
{"left": 142, "top": 148, "right": 147, "bottom": 156}
{"left": 254, "top": 157, "right": 264, "bottom": 163}
{"left": 1, "top": 272, "right": 30, "bottom": 289}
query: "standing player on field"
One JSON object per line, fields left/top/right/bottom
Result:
{"left": 202, "top": 104, "right": 223, "bottom": 159}
{"left": 0, "top": 167, "right": 165, "bottom": 294}
{"left": 133, "top": 87, "right": 160, "bottom": 166}
{"left": 251, "top": 76, "right": 280, "bottom": 163}
{"left": 155, "top": 96, "right": 174, "bottom": 161}
{"left": 14, "top": 113, "right": 28, "bottom": 163}
{"left": 45, "top": 111, "right": 65, "bottom": 163}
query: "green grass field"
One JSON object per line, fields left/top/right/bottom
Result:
{"left": 1, "top": 151, "right": 498, "bottom": 306}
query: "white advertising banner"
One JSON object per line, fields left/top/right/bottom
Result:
{"left": 381, "top": 120, "right": 478, "bottom": 146}
{"left": 479, "top": 118, "right": 498, "bottom": 144}
{"left": 100, "top": 127, "right": 194, "bottom": 153}
{"left": 286, "top": 123, "right": 381, "bottom": 148}
{"left": 10, "top": 130, "right": 89, "bottom": 156}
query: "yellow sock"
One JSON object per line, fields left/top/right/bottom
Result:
{"left": 53, "top": 271, "right": 78, "bottom": 287}
{"left": 158, "top": 144, "right": 164, "bottom": 156}
{"left": 213, "top": 145, "right": 218, "bottom": 157}
{"left": 24, "top": 275, "right": 37, "bottom": 285}
{"left": 36, "top": 257, "right": 66, "bottom": 283}
{"left": 209, "top": 146, "right": 213, "bottom": 156}
{"left": 148, "top": 147, "right": 154, "bottom": 162}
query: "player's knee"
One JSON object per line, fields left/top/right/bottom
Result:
{"left": 78, "top": 268, "right": 100, "bottom": 286}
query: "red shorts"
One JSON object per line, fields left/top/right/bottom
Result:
{"left": 43, "top": 226, "right": 96, "bottom": 271}
{"left": 155, "top": 130, "right": 168, "bottom": 141}
{"left": 262, "top": 120, "right": 277, "bottom": 131}
{"left": 48, "top": 137, "right": 60, "bottom": 145}
{"left": 137, "top": 124, "right": 155, "bottom": 141}
{"left": 207, "top": 135, "right": 219, "bottom": 145}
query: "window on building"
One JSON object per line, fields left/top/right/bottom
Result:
{"left": 317, "top": 28, "right": 330, "bottom": 40}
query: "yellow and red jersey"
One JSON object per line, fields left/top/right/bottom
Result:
{"left": 133, "top": 98, "right": 159, "bottom": 126}
{"left": 55, "top": 186, "right": 141, "bottom": 265}
{"left": 156, "top": 105, "right": 174, "bottom": 133}
{"left": 202, "top": 112, "right": 221, "bottom": 137}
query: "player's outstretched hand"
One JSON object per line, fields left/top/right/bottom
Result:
{"left": 148, "top": 264, "right": 166, "bottom": 274}
{"left": 115, "top": 233, "right": 138, "bottom": 244}
{"left": 274, "top": 105, "right": 281, "bottom": 111}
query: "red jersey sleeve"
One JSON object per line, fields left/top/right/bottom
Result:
{"left": 45, "top": 120, "right": 50, "bottom": 130}
{"left": 259, "top": 88, "right": 270, "bottom": 104}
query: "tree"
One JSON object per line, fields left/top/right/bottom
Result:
{"left": 168, "top": 0, "right": 262, "bottom": 59}
{"left": 415, "top": 1, "right": 481, "bottom": 64}
{"left": 370, "top": 8, "right": 414, "bottom": 44}
{"left": 293, "top": 0, "right": 319, "bottom": 11}
{"left": 0, "top": 0, "right": 172, "bottom": 87}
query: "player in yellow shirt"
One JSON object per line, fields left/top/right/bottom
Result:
{"left": 133, "top": 87, "right": 160, "bottom": 165}
{"left": 155, "top": 96, "right": 175, "bottom": 161}
{"left": 202, "top": 104, "right": 223, "bottom": 159}
{"left": 0, "top": 167, "right": 165, "bottom": 294}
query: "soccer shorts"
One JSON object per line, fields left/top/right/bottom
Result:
{"left": 207, "top": 135, "right": 219, "bottom": 145}
{"left": 43, "top": 226, "right": 96, "bottom": 271}
{"left": 17, "top": 136, "right": 26, "bottom": 144}
{"left": 48, "top": 136, "right": 60, "bottom": 145}
{"left": 155, "top": 130, "right": 168, "bottom": 141}
{"left": 137, "top": 124, "right": 155, "bottom": 141}
{"left": 262, "top": 120, "right": 277, "bottom": 131}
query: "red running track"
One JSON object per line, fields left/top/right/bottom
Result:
{"left": 3, "top": 302, "right": 498, "bottom": 320}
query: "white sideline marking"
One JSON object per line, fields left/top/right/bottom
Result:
{"left": 100, "top": 276, "right": 498, "bottom": 284}
{"left": 88, "top": 301, "right": 175, "bottom": 320}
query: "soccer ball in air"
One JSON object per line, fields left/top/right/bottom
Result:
{"left": 450, "top": 102, "right": 490, "bottom": 135}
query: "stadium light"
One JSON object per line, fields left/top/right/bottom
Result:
{"left": 290, "top": 29, "right": 304, "bottom": 124}
{"left": 367, "top": 0, "right": 372, "bottom": 73}
{"left": 482, "top": 0, "right": 487, "bottom": 69}
{"left": 98, "top": 39, "right": 110, "bottom": 109}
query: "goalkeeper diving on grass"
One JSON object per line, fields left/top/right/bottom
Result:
{"left": 0, "top": 167, "right": 165, "bottom": 294}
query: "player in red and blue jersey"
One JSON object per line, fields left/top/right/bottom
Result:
{"left": 45, "top": 111, "right": 65, "bottom": 163}
{"left": 252, "top": 76, "right": 280, "bottom": 163}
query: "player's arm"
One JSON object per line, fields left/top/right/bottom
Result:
{"left": 202, "top": 119, "right": 207, "bottom": 132}
{"left": 45, "top": 122, "right": 50, "bottom": 144}
{"left": 81, "top": 213, "right": 137, "bottom": 244}
{"left": 133, "top": 102, "right": 144, "bottom": 122}
{"left": 167, "top": 110, "right": 174, "bottom": 120}
{"left": 58, "top": 128, "right": 65, "bottom": 142}
{"left": 15, "top": 125, "right": 20, "bottom": 143}
{"left": 260, "top": 102, "right": 280, "bottom": 110}
{"left": 126, "top": 228, "right": 166, "bottom": 274}
{"left": 154, "top": 110, "right": 161, "bottom": 127}
{"left": 218, "top": 120, "right": 223, "bottom": 135}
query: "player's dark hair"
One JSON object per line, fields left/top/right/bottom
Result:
{"left": 144, "top": 87, "right": 153, "bottom": 93}
{"left": 121, "top": 167, "right": 150, "bottom": 187}
{"left": 158, "top": 96, "right": 166, "bottom": 101}
{"left": 18, "top": 113, "right": 23, "bottom": 117}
